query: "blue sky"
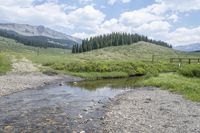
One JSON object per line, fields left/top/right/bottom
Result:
{"left": 0, "top": 0, "right": 200, "bottom": 46}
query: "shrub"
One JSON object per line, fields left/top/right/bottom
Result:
{"left": 178, "top": 64, "right": 200, "bottom": 77}
{"left": 44, "top": 60, "right": 177, "bottom": 78}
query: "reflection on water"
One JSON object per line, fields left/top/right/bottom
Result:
{"left": 67, "top": 77, "right": 143, "bottom": 90}
{"left": 0, "top": 77, "right": 142, "bottom": 132}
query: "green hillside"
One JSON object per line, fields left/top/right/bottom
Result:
{"left": 76, "top": 41, "right": 180, "bottom": 61}
{"left": 1, "top": 36, "right": 200, "bottom": 64}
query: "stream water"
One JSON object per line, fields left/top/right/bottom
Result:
{"left": 0, "top": 78, "right": 142, "bottom": 132}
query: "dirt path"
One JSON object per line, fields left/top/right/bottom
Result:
{"left": 103, "top": 87, "right": 200, "bottom": 133}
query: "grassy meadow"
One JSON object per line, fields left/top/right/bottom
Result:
{"left": 1, "top": 36, "right": 200, "bottom": 101}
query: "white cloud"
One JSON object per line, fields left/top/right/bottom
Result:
{"left": 0, "top": 1, "right": 105, "bottom": 35}
{"left": 0, "top": 0, "right": 33, "bottom": 7}
{"left": 119, "top": 10, "right": 163, "bottom": 26}
{"left": 0, "top": 2, "right": 72, "bottom": 27}
{"left": 155, "top": 0, "right": 200, "bottom": 12}
{"left": 168, "top": 14, "right": 178, "bottom": 23}
{"left": 135, "top": 21, "right": 171, "bottom": 33}
{"left": 144, "top": 3, "right": 168, "bottom": 15}
{"left": 98, "top": 18, "right": 131, "bottom": 33}
{"left": 72, "top": 32, "right": 93, "bottom": 39}
{"left": 167, "top": 26, "right": 200, "bottom": 46}
{"left": 67, "top": 6, "right": 105, "bottom": 31}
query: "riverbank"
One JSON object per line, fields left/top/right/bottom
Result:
{"left": 0, "top": 57, "right": 82, "bottom": 97}
{"left": 103, "top": 87, "right": 200, "bottom": 133}
{"left": 0, "top": 72, "right": 82, "bottom": 97}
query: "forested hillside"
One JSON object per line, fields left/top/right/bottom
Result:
{"left": 72, "top": 33, "right": 172, "bottom": 53}
{"left": 0, "top": 29, "right": 78, "bottom": 49}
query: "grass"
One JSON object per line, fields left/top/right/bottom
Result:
{"left": 1, "top": 36, "right": 199, "bottom": 63}
{"left": 0, "top": 53, "right": 11, "bottom": 74}
{"left": 136, "top": 73, "right": 200, "bottom": 102}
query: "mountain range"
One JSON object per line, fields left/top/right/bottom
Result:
{"left": 174, "top": 43, "right": 200, "bottom": 52}
{"left": 0, "top": 23, "right": 81, "bottom": 49}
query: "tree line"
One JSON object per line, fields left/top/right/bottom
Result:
{"left": 72, "top": 32, "right": 172, "bottom": 53}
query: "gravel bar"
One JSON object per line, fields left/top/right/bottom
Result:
{"left": 103, "top": 87, "right": 200, "bottom": 133}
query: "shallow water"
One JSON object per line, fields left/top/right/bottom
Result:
{"left": 0, "top": 78, "right": 141, "bottom": 132}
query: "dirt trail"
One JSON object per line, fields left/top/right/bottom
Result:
{"left": 103, "top": 87, "right": 200, "bottom": 133}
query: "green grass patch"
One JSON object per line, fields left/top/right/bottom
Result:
{"left": 136, "top": 73, "right": 200, "bottom": 102}
{"left": 0, "top": 53, "right": 11, "bottom": 74}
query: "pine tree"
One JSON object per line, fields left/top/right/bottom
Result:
{"left": 72, "top": 32, "right": 171, "bottom": 53}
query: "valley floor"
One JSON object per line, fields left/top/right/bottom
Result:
{"left": 0, "top": 55, "right": 200, "bottom": 132}
{"left": 103, "top": 87, "right": 200, "bottom": 133}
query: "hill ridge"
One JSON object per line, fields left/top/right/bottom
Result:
{"left": 0, "top": 23, "right": 81, "bottom": 43}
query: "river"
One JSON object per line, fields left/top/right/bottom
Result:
{"left": 0, "top": 78, "right": 141, "bottom": 132}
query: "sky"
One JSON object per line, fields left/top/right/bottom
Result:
{"left": 0, "top": 0, "right": 200, "bottom": 46}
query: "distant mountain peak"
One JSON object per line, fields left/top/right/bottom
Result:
{"left": 0, "top": 23, "right": 81, "bottom": 44}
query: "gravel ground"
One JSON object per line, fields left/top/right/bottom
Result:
{"left": 103, "top": 87, "right": 200, "bottom": 133}
{"left": 0, "top": 72, "right": 81, "bottom": 97}
{"left": 0, "top": 58, "right": 82, "bottom": 97}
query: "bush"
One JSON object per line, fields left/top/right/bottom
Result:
{"left": 44, "top": 60, "right": 177, "bottom": 79}
{"left": 178, "top": 64, "right": 200, "bottom": 77}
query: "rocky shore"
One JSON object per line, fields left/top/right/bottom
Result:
{"left": 0, "top": 72, "right": 82, "bottom": 97}
{"left": 103, "top": 87, "right": 200, "bottom": 133}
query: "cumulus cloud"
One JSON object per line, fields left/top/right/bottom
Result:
{"left": 0, "top": 0, "right": 199, "bottom": 45}
{"left": 67, "top": 6, "right": 105, "bottom": 31}
{"left": 0, "top": 2, "right": 71, "bottom": 27}
{"left": 119, "top": 9, "right": 163, "bottom": 26}
{"left": 135, "top": 21, "right": 171, "bottom": 33}
{"left": 98, "top": 18, "right": 131, "bottom": 34}
{"left": 167, "top": 26, "right": 200, "bottom": 46}
{"left": 155, "top": 0, "right": 200, "bottom": 12}
{"left": 0, "top": 1, "right": 105, "bottom": 35}
{"left": 0, "top": 0, "right": 33, "bottom": 7}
